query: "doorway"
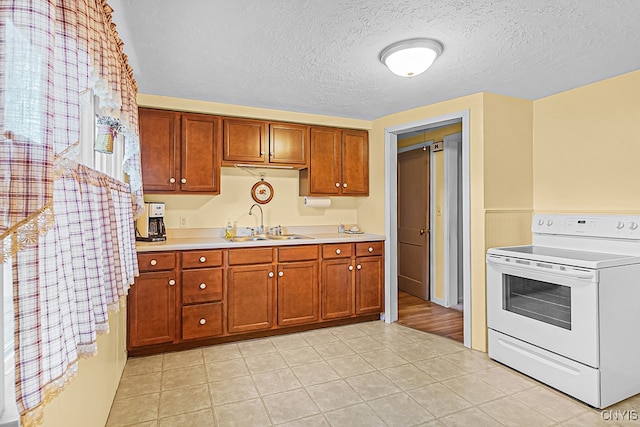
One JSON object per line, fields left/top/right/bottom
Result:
{"left": 383, "top": 110, "right": 471, "bottom": 348}
{"left": 395, "top": 125, "right": 463, "bottom": 342}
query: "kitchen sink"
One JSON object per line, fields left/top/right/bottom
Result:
{"left": 266, "top": 234, "right": 312, "bottom": 240}
{"left": 228, "top": 236, "right": 269, "bottom": 242}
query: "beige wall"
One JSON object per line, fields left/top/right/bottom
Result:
{"left": 533, "top": 70, "right": 640, "bottom": 213}
{"left": 138, "top": 94, "right": 371, "bottom": 231}
{"left": 42, "top": 308, "right": 127, "bottom": 427}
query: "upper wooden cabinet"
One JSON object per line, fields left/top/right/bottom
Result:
{"left": 299, "top": 127, "right": 369, "bottom": 196}
{"left": 139, "top": 108, "right": 221, "bottom": 194}
{"left": 222, "top": 118, "right": 309, "bottom": 168}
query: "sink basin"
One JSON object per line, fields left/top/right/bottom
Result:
{"left": 229, "top": 236, "right": 269, "bottom": 242}
{"left": 266, "top": 234, "right": 312, "bottom": 240}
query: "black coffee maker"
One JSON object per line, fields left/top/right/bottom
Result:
{"left": 136, "top": 202, "right": 166, "bottom": 241}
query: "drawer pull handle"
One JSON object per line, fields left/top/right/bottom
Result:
{"left": 348, "top": 265, "right": 354, "bottom": 271}
{"left": 335, "top": 249, "right": 341, "bottom": 255}
{"left": 357, "top": 264, "right": 362, "bottom": 270}
{"left": 199, "top": 256, "right": 206, "bottom": 263}
{"left": 278, "top": 271, "right": 284, "bottom": 277}
{"left": 150, "top": 259, "right": 157, "bottom": 266}
{"left": 199, "top": 283, "right": 207, "bottom": 290}
{"left": 169, "top": 177, "right": 176, "bottom": 183}
{"left": 199, "top": 318, "right": 206, "bottom": 325}
{"left": 368, "top": 247, "right": 373, "bottom": 253}
{"left": 268, "top": 272, "right": 274, "bottom": 278}
{"left": 168, "top": 279, "right": 176, "bottom": 286}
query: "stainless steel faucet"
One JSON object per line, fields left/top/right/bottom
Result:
{"left": 249, "top": 203, "right": 264, "bottom": 235}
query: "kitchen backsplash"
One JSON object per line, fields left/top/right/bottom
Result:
{"left": 144, "top": 168, "right": 360, "bottom": 229}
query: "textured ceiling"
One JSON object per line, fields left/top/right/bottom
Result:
{"left": 110, "top": 0, "right": 640, "bottom": 120}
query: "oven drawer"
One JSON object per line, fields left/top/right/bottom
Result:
{"left": 489, "top": 330, "right": 600, "bottom": 408}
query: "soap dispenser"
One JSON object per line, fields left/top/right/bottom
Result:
{"left": 224, "top": 218, "right": 234, "bottom": 239}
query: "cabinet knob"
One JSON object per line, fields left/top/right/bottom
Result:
{"left": 199, "top": 318, "right": 206, "bottom": 325}
{"left": 268, "top": 272, "right": 274, "bottom": 278}
{"left": 348, "top": 265, "right": 354, "bottom": 271}
{"left": 199, "top": 283, "right": 207, "bottom": 290}
{"left": 368, "top": 246, "right": 374, "bottom": 253}
{"left": 168, "top": 279, "right": 176, "bottom": 286}
{"left": 343, "top": 183, "right": 347, "bottom": 188}
{"left": 335, "top": 249, "right": 341, "bottom": 255}
{"left": 150, "top": 259, "right": 157, "bottom": 266}
{"left": 181, "top": 178, "right": 187, "bottom": 184}
{"left": 199, "top": 256, "right": 206, "bottom": 263}
{"left": 278, "top": 271, "right": 284, "bottom": 277}
{"left": 356, "top": 264, "right": 362, "bottom": 270}
{"left": 335, "top": 182, "right": 340, "bottom": 187}
{"left": 260, "top": 151, "right": 265, "bottom": 155}
{"left": 169, "top": 178, "right": 176, "bottom": 183}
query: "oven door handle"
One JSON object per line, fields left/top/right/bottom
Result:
{"left": 487, "top": 256, "right": 595, "bottom": 280}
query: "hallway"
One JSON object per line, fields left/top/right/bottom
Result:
{"left": 397, "top": 291, "right": 463, "bottom": 343}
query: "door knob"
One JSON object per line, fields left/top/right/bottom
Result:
{"left": 420, "top": 229, "right": 425, "bottom": 235}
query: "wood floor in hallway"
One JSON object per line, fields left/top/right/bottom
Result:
{"left": 397, "top": 290, "right": 464, "bottom": 343}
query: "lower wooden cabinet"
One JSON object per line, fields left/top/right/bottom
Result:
{"left": 227, "top": 264, "right": 276, "bottom": 334}
{"left": 277, "top": 261, "right": 319, "bottom": 327}
{"left": 321, "top": 258, "right": 354, "bottom": 320}
{"left": 321, "top": 242, "right": 384, "bottom": 320}
{"left": 182, "top": 303, "right": 223, "bottom": 340}
{"left": 129, "top": 241, "right": 383, "bottom": 354}
{"left": 355, "top": 256, "right": 384, "bottom": 314}
{"left": 128, "top": 270, "right": 177, "bottom": 349}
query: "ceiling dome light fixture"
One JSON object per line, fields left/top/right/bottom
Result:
{"left": 379, "top": 38, "right": 443, "bottom": 77}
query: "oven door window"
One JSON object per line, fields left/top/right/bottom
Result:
{"left": 503, "top": 274, "right": 571, "bottom": 330}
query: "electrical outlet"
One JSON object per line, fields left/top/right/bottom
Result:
{"left": 180, "top": 216, "right": 187, "bottom": 228}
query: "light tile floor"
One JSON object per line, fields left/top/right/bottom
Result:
{"left": 107, "top": 321, "right": 640, "bottom": 426}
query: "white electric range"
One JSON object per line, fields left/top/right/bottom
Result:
{"left": 487, "top": 214, "right": 640, "bottom": 408}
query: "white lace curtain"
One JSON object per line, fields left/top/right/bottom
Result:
{"left": 0, "top": 1, "right": 142, "bottom": 425}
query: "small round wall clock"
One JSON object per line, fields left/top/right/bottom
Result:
{"left": 251, "top": 180, "right": 274, "bottom": 204}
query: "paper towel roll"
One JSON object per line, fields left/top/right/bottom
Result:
{"left": 304, "top": 197, "right": 331, "bottom": 208}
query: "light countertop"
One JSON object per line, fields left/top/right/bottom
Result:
{"left": 136, "top": 226, "right": 386, "bottom": 252}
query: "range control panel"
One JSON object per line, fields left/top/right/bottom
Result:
{"left": 533, "top": 214, "right": 640, "bottom": 239}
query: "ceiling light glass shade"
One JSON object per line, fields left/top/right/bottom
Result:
{"left": 379, "top": 39, "right": 443, "bottom": 77}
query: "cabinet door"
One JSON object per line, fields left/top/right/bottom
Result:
{"left": 355, "top": 256, "right": 384, "bottom": 315}
{"left": 321, "top": 258, "right": 354, "bottom": 320}
{"left": 181, "top": 113, "right": 220, "bottom": 193}
{"left": 223, "top": 118, "right": 267, "bottom": 163}
{"left": 227, "top": 264, "right": 275, "bottom": 333}
{"left": 128, "top": 271, "right": 176, "bottom": 348}
{"left": 269, "top": 123, "right": 308, "bottom": 166}
{"left": 139, "top": 108, "right": 179, "bottom": 192}
{"left": 308, "top": 127, "right": 341, "bottom": 195}
{"left": 277, "top": 261, "right": 319, "bottom": 327}
{"left": 341, "top": 129, "right": 369, "bottom": 195}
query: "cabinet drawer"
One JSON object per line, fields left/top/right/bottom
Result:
{"left": 182, "top": 250, "right": 223, "bottom": 269}
{"left": 137, "top": 252, "right": 176, "bottom": 272}
{"left": 278, "top": 245, "right": 319, "bottom": 262}
{"left": 323, "top": 243, "right": 353, "bottom": 259}
{"left": 228, "top": 248, "right": 273, "bottom": 265}
{"left": 182, "top": 303, "right": 223, "bottom": 340}
{"left": 182, "top": 268, "right": 223, "bottom": 304}
{"left": 355, "top": 241, "right": 383, "bottom": 257}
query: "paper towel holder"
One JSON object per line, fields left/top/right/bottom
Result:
{"left": 304, "top": 197, "right": 331, "bottom": 208}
